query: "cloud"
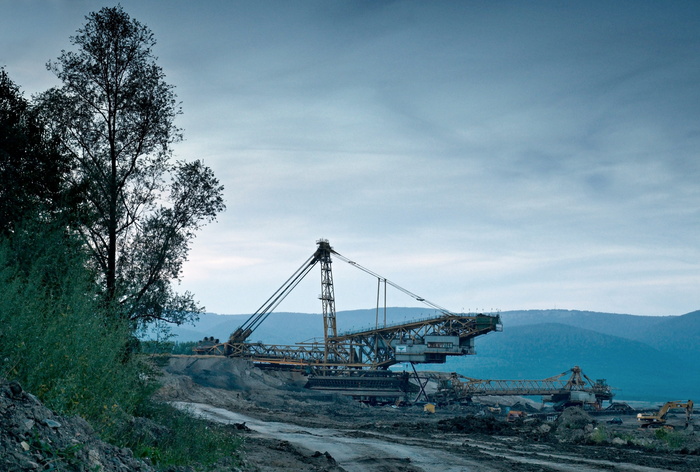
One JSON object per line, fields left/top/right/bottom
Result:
{"left": 3, "top": 0, "right": 699, "bottom": 316}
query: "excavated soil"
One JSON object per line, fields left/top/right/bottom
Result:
{"left": 157, "top": 356, "right": 700, "bottom": 472}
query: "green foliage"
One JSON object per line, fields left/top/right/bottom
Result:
{"left": 0, "top": 68, "right": 70, "bottom": 236}
{"left": 590, "top": 426, "right": 608, "bottom": 444}
{"left": 0, "top": 223, "right": 242, "bottom": 468}
{"left": 36, "top": 5, "right": 225, "bottom": 326}
{"left": 139, "top": 340, "right": 199, "bottom": 355}
{"left": 28, "top": 432, "right": 84, "bottom": 471}
{"left": 115, "top": 401, "right": 242, "bottom": 468}
{"left": 655, "top": 427, "right": 687, "bottom": 449}
{"left": 0, "top": 223, "right": 151, "bottom": 430}
{"left": 171, "top": 341, "right": 200, "bottom": 355}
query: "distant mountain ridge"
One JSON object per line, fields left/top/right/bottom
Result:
{"left": 158, "top": 308, "right": 700, "bottom": 402}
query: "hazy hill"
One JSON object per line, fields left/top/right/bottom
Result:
{"left": 430, "top": 323, "right": 694, "bottom": 401}
{"left": 169, "top": 307, "right": 436, "bottom": 344}
{"left": 499, "top": 310, "right": 667, "bottom": 340}
{"left": 159, "top": 308, "right": 699, "bottom": 402}
{"left": 632, "top": 310, "right": 700, "bottom": 357}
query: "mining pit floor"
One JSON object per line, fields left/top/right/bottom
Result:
{"left": 156, "top": 356, "right": 700, "bottom": 472}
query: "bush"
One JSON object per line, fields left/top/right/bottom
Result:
{"left": 590, "top": 426, "right": 608, "bottom": 444}
{"left": 655, "top": 427, "right": 687, "bottom": 449}
{"left": 0, "top": 223, "right": 150, "bottom": 431}
{"left": 139, "top": 340, "right": 199, "bottom": 355}
{"left": 0, "top": 222, "right": 242, "bottom": 469}
{"left": 119, "top": 401, "right": 243, "bottom": 468}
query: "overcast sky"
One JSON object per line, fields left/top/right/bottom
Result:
{"left": 2, "top": 1, "right": 699, "bottom": 317}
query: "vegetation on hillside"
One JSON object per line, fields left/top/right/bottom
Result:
{"left": 0, "top": 5, "right": 238, "bottom": 470}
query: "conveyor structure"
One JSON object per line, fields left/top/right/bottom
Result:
{"left": 195, "top": 240, "right": 501, "bottom": 373}
{"left": 431, "top": 365, "right": 614, "bottom": 409}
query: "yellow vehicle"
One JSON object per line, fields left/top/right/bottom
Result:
{"left": 637, "top": 400, "right": 693, "bottom": 429}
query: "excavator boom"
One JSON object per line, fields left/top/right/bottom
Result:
{"left": 637, "top": 400, "right": 693, "bottom": 429}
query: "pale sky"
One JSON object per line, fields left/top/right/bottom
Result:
{"left": 2, "top": 1, "right": 699, "bottom": 317}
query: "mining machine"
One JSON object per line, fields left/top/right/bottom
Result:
{"left": 637, "top": 400, "right": 694, "bottom": 429}
{"left": 432, "top": 366, "right": 614, "bottom": 409}
{"left": 194, "top": 239, "right": 501, "bottom": 401}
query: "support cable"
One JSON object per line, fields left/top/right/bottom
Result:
{"left": 330, "top": 249, "right": 453, "bottom": 315}
{"left": 230, "top": 253, "right": 319, "bottom": 343}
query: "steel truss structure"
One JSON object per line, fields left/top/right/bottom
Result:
{"left": 196, "top": 239, "right": 501, "bottom": 370}
{"left": 432, "top": 365, "right": 614, "bottom": 408}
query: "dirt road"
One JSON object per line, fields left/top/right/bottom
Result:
{"left": 174, "top": 401, "right": 499, "bottom": 472}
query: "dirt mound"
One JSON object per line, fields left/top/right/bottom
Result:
{"left": 552, "top": 406, "right": 596, "bottom": 443}
{"left": 437, "top": 415, "right": 517, "bottom": 435}
{"left": 158, "top": 356, "right": 370, "bottom": 427}
{"left": 241, "top": 437, "right": 345, "bottom": 472}
{"left": 0, "top": 379, "right": 153, "bottom": 472}
{"left": 163, "top": 356, "right": 306, "bottom": 392}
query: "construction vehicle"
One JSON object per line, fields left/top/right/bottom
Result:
{"left": 194, "top": 239, "right": 502, "bottom": 402}
{"left": 637, "top": 400, "right": 693, "bottom": 429}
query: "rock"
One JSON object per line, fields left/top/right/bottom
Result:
{"left": 87, "top": 449, "right": 102, "bottom": 469}
{"left": 43, "top": 419, "right": 62, "bottom": 428}
{"left": 24, "top": 393, "right": 41, "bottom": 405}
{"left": 17, "top": 419, "right": 35, "bottom": 434}
{"left": 324, "top": 451, "right": 337, "bottom": 464}
{"left": 0, "top": 379, "right": 155, "bottom": 472}
{"left": 612, "top": 437, "right": 627, "bottom": 446}
{"left": 8, "top": 381, "right": 22, "bottom": 397}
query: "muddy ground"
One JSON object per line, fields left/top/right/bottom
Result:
{"left": 156, "top": 356, "right": 700, "bottom": 472}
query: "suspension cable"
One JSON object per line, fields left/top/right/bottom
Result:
{"left": 330, "top": 249, "right": 453, "bottom": 315}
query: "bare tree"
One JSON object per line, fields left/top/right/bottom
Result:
{"left": 36, "top": 6, "right": 225, "bottom": 327}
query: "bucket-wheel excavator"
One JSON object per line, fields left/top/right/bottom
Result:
{"left": 195, "top": 239, "right": 501, "bottom": 401}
